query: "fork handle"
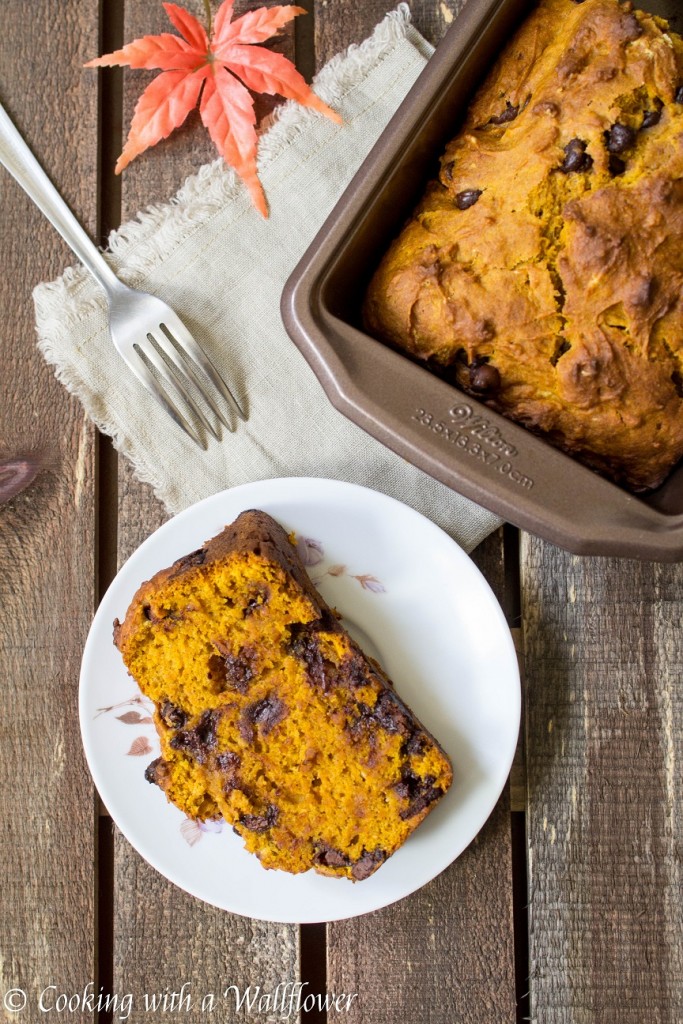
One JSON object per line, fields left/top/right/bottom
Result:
{"left": 0, "top": 100, "right": 121, "bottom": 296}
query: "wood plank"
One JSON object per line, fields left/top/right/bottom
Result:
{"left": 0, "top": 0, "right": 99, "bottom": 1011}
{"left": 327, "top": 523, "right": 517, "bottom": 1024}
{"left": 316, "top": 0, "right": 518, "bottom": 1012}
{"left": 110, "top": 3, "right": 300, "bottom": 1013}
{"left": 328, "top": 794, "right": 514, "bottom": 1023}
{"left": 314, "top": 0, "right": 468, "bottom": 65}
{"left": 522, "top": 539, "right": 683, "bottom": 1022}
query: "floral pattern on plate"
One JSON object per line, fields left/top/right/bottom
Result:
{"left": 294, "top": 534, "right": 386, "bottom": 592}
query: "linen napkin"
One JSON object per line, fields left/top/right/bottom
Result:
{"left": 34, "top": 5, "right": 502, "bottom": 551}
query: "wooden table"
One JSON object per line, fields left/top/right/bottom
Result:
{"left": 1, "top": 2, "right": 681, "bottom": 1022}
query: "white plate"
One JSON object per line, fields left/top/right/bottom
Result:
{"left": 80, "top": 478, "right": 520, "bottom": 923}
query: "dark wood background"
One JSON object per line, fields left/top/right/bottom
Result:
{"left": 0, "top": 2, "right": 681, "bottom": 1022}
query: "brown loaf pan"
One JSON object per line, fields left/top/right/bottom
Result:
{"left": 282, "top": 0, "right": 683, "bottom": 561}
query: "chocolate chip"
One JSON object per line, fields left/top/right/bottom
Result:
{"left": 170, "top": 710, "right": 219, "bottom": 764}
{"left": 314, "top": 843, "right": 349, "bottom": 869}
{"left": 172, "top": 547, "right": 206, "bottom": 572}
{"left": 641, "top": 100, "right": 663, "bottom": 129}
{"left": 195, "top": 710, "right": 218, "bottom": 748}
{"left": 400, "top": 783, "right": 444, "bottom": 820}
{"left": 404, "top": 731, "right": 426, "bottom": 756}
{"left": 608, "top": 154, "right": 626, "bottom": 176}
{"left": 215, "top": 750, "right": 242, "bottom": 791}
{"left": 239, "top": 805, "right": 278, "bottom": 832}
{"left": 244, "top": 696, "right": 286, "bottom": 737}
{"left": 144, "top": 757, "right": 167, "bottom": 786}
{"left": 210, "top": 641, "right": 258, "bottom": 694}
{"left": 395, "top": 768, "right": 443, "bottom": 820}
{"left": 560, "top": 138, "right": 593, "bottom": 173}
{"left": 372, "top": 691, "right": 412, "bottom": 735}
{"left": 455, "top": 189, "right": 482, "bottom": 210}
{"left": 348, "top": 692, "right": 410, "bottom": 738}
{"left": 441, "top": 159, "right": 456, "bottom": 182}
{"left": 605, "top": 122, "right": 635, "bottom": 154}
{"left": 488, "top": 101, "right": 519, "bottom": 125}
{"left": 676, "top": 86, "right": 683, "bottom": 104}
{"left": 344, "top": 654, "right": 371, "bottom": 689}
{"left": 160, "top": 701, "right": 188, "bottom": 729}
{"left": 215, "top": 750, "right": 241, "bottom": 772}
{"left": 351, "top": 848, "right": 386, "bottom": 881}
{"left": 469, "top": 361, "right": 501, "bottom": 392}
{"left": 393, "top": 768, "right": 435, "bottom": 800}
{"left": 288, "top": 622, "right": 337, "bottom": 692}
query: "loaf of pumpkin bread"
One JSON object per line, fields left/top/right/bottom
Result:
{"left": 364, "top": 0, "right": 683, "bottom": 492}
{"left": 113, "top": 510, "right": 452, "bottom": 880}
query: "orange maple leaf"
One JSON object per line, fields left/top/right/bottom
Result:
{"left": 85, "top": 1, "right": 341, "bottom": 216}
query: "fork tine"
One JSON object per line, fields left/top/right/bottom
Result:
{"left": 130, "top": 347, "right": 205, "bottom": 449}
{"left": 137, "top": 337, "right": 218, "bottom": 445}
{"left": 145, "top": 328, "right": 221, "bottom": 441}
{"left": 156, "top": 324, "right": 230, "bottom": 434}
{"left": 161, "top": 312, "right": 247, "bottom": 423}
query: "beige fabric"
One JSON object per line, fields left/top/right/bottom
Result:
{"left": 34, "top": 5, "right": 501, "bottom": 552}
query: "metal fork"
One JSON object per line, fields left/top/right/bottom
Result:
{"left": 0, "top": 100, "right": 246, "bottom": 448}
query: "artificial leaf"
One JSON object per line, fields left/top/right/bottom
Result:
{"left": 213, "top": 0, "right": 236, "bottom": 40}
{"left": 116, "top": 68, "right": 207, "bottom": 174}
{"left": 199, "top": 63, "right": 266, "bottom": 215}
{"left": 214, "top": 5, "right": 304, "bottom": 47}
{"left": 164, "top": 1, "right": 209, "bottom": 50}
{"left": 86, "top": 0, "right": 341, "bottom": 215}
{"left": 220, "top": 46, "right": 335, "bottom": 116}
{"left": 85, "top": 34, "right": 200, "bottom": 72}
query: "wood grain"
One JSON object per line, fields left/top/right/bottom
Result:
{"left": 314, "top": 0, "right": 467, "bottom": 65}
{"left": 522, "top": 540, "right": 683, "bottom": 1023}
{"left": 109, "top": 4, "right": 300, "bottom": 1015}
{"left": 0, "top": 0, "right": 99, "bottom": 1013}
{"left": 328, "top": 527, "right": 517, "bottom": 1024}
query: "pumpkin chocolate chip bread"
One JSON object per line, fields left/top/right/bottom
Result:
{"left": 113, "top": 510, "right": 452, "bottom": 881}
{"left": 364, "top": 0, "right": 683, "bottom": 492}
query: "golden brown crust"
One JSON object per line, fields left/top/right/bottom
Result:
{"left": 114, "top": 510, "right": 453, "bottom": 880}
{"left": 364, "top": 0, "right": 683, "bottom": 492}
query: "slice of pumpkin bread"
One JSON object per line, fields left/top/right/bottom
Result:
{"left": 113, "top": 509, "right": 452, "bottom": 881}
